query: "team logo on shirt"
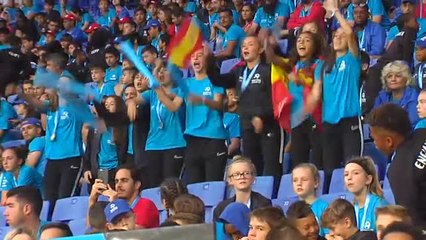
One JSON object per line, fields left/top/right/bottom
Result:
{"left": 364, "top": 221, "right": 371, "bottom": 230}
{"left": 251, "top": 73, "right": 261, "bottom": 84}
{"left": 339, "top": 61, "right": 346, "bottom": 72}
{"left": 202, "top": 87, "right": 212, "bottom": 96}
{"left": 415, "top": 139, "right": 426, "bottom": 170}
{"left": 60, "top": 111, "right": 69, "bottom": 120}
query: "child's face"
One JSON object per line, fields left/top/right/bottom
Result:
{"left": 344, "top": 163, "right": 372, "bottom": 195}
{"left": 293, "top": 214, "right": 320, "bottom": 240}
{"left": 46, "top": 34, "right": 55, "bottom": 44}
{"left": 99, "top": 0, "right": 108, "bottom": 12}
{"left": 417, "top": 92, "right": 426, "bottom": 118}
{"left": 124, "top": 86, "right": 138, "bottom": 100}
{"left": 60, "top": 40, "right": 71, "bottom": 51}
{"left": 328, "top": 220, "right": 351, "bottom": 239}
{"left": 122, "top": 60, "right": 133, "bottom": 69}
{"left": 227, "top": 162, "right": 255, "bottom": 191}
{"left": 415, "top": 47, "right": 426, "bottom": 62}
{"left": 134, "top": 73, "right": 149, "bottom": 92}
{"left": 23, "top": 83, "right": 33, "bottom": 95}
{"left": 105, "top": 53, "right": 119, "bottom": 67}
{"left": 91, "top": 68, "right": 105, "bottom": 82}
{"left": 292, "top": 167, "right": 318, "bottom": 199}
{"left": 376, "top": 214, "right": 403, "bottom": 240}
{"left": 248, "top": 217, "right": 271, "bottom": 240}
{"left": 121, "top": 71, "right": 134, "bottom": 85}
{"left": 142, "top": 52, "right": 156, "bottom": 65}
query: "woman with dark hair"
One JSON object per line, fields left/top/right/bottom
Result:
{"left": 83, "top": 95, "right": 129, "bottom": 186}
{"left": 127, "top": 60, "right": 186, "bottom": 188}
{"left": 311, "top": 0, "right": 363, "bottom": 188}
{"left": 158, "top": 5, "right": 173, "bottom": 34}
{"left": 241, "top": 3, "right": 256, "bottom": 33}
{"left": 0, "top": 146, "right": 43, "bottom": 204}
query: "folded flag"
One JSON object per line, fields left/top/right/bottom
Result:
{"left": 167, "top": 16, "right": 204, "bottom": 68}
{"left": 271, "top": 63, "right": 293, "bottom": 133}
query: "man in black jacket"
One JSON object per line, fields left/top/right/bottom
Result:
{"left": 368, "top": 103, "right": 426, "bottom": 230}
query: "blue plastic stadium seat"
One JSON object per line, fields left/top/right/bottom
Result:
{"left": 187, "top": 181, "right": 226, "bottom": 207}
{"left": 0, "top": 226, "right": 10, "bottom": 240}
{"left": 383, "top": 189, "right": 395, "bottom": 205}
{"left": 140, "top": 187, "right": 164, "bottom": 211}
{"left": 0, "top": 207, "right": 6, "bottom": 226}
{"left": 205, "top": 205, "right": 216, "bottom": 224}
{"left": 329, "top": 168, "right": 345, "bottom": 194}
{"left": 68, "top": 218, "right": 87, "bottom": 236}
{"left": 220, "top": 58, "right": 240, "bottom": 74}
{"left": 272, "top": 197, "right": 298, "bottom": 215}
{"left": 227, "top": 176, "right": 274, "bottom": 199}
{"left": 52, "top": 196, "right": 89, "bottom": 222}
{"left": 277, "top": 171, "right": 325, "bottom": 199}
{"left": 362, "top": 123, "right": 371, "bottom": 141}
{"left": 41, "top": 201, "right": 50, "bottom": 221}
{"left": 320, "top": 192, "right": 353, "bottom": 204}
{"left": 1, "top": 139, "right": 26, "bottom": 148}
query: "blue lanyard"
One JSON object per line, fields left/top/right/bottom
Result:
{"left": 130, "top": 196, "right": 140, "bottom": 209}
{"left": 156, "top": 99, "right": 164, "bottom": 129}
{"left": 354, "top": 193, "right": 371, "bottom": 230}
{"left": 241, "top": 64, "right": 259, "bottom": 92}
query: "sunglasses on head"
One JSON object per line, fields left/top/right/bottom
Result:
{"left": 353, "top": 2, "right": 368, "bottom": 7}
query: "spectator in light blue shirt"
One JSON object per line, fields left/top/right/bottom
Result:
{"left": 145, "top": 19, "right": 163, "bottom": 52}
{"left": 250, "top": 0, "right": 289, "bottom": 33}
{"left": 0, "top": 147, "right": 43, "bottom": 203}
{"left": 347, "top": 0, "right": 390, "bottom": 29}
{"left": 20, "top": 118, "right": 47, "bottom": 177}
{"left": 0, "top": 99, "right": 17, "bottom": 144}
{"left": 96, "top": 0, "right": 116, "bottom": 28}
{"left": 213, "top": 8, "right": 246, "bottom": 61}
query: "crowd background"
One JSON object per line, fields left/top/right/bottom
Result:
{"left": 0, "top": 0, "right": 424, "bottom": 239}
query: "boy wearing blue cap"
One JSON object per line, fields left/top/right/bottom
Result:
{"left": 20, "top": 118, "right": 47, "bottom": 177}
{"left": 145, "top": 19, "right": 162, "bottom": 52}
{"left": 414, "top": 36, "right": 426, "bottom": 90}
{"left": 105, "top": 199, "right": 136, "bottom": 232}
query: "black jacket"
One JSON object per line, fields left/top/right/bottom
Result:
{"left": 210, "top": 63, "right": 276, "bottom": 129}
{"left": 388, "top": 128, "right": 426, "bottom": 228}
{"left": 212, "top": 191, "right": 272, "bottom": 222}
{"left": 346, "top": 230, "right": 377, "bottom": 240}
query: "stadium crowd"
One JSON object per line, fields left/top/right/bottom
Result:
{"left": 0, "top": 0, "right": 425, "bottom": 239}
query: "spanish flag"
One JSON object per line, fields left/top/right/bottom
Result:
{"left": 167, "top": 16, "right": 204, "bottom": 68}
{"left": 271, "top": 63, "right": 293, "bottom": 133}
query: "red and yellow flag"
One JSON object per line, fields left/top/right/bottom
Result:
{"left": 271, "top": 63, "right": 293, "bottom": 133}
{"left": 167, "top": 17, "right": 203, "bottom": 68}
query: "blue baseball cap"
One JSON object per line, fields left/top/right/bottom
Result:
{"left": 144, "top": 19, "right": 161, "bottom": 30}
{"left": 20, "top": 118, "right": 42, "bottom": 129}
{"left": 416, "top": 36, "right": 426, "bottom": 48}
{"left": 104, "top": 199, "right": 132, "bottom": 223}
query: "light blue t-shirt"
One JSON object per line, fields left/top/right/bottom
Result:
{"left": 105, "top": 65, "right": 122, "bottom": 84}
{"left": 354, "top": 194, "right": 388, "bottom": 232}
{"left": 184, "top": 77, "right": 227, "bottom": 139}
{"left": 254, "top": 4, "right": 289, "bottom": 29}
{"left": 97, "top": 8, "right": 117, "bottom": 27}
{"left": 415, "top": 118, "right": 426, "bottom": 129}
{"left": 184, "top": 2, "right": 197, "bottom": 13}
{"left": 223, "top": 112, "right": 241, "bottom": 146}
{"left": 151, "top": 33, "right": 162, "bottom": 52}
{"left": 347, "top": 0, "right": 390, "bottom": 29}
{"left": 76, "top": 12, "right": 94, "bottom": 29}
{"left": 311, "top": 198, "right": 329, "bottom": 236}
{"left": 0, "top": 100, "right": 17, "bottom": 143}
{"left": 141, "top": 89, "right": 186, "bottom": 150}
{"left": 0, "top": 165, "right": 43, "bottom": 191}
{"left": 98, "top": 127, "right": 119, "bottom": 170}
{"left": 387, "top": 18, "right": 426, "bottom": 42}
{"left": 315, "top": 52, "right": 361, "bottom": 124}
{"left": 94, "top": 81, "right": 116, "bottom": 102}
{"left": 45, "top": 104, "right": 85, "bottom": 160}
{"left": 221, "top": 24, "right": 246, "bottom": 58}
{"left": 28, "top": 136, "right": 47, "bottom": 176}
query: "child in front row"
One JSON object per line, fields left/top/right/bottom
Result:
{"left": 292, "top": 163, "right": 328, "bottom": 236}
{"left": 321, "top": 199, "right": 377, "bottom": 240}
{"left": 344, "top": 157, "right": 387, "bottom": 232}
{"left": 415, "top": 90, "right": 426, "bottom": 129}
